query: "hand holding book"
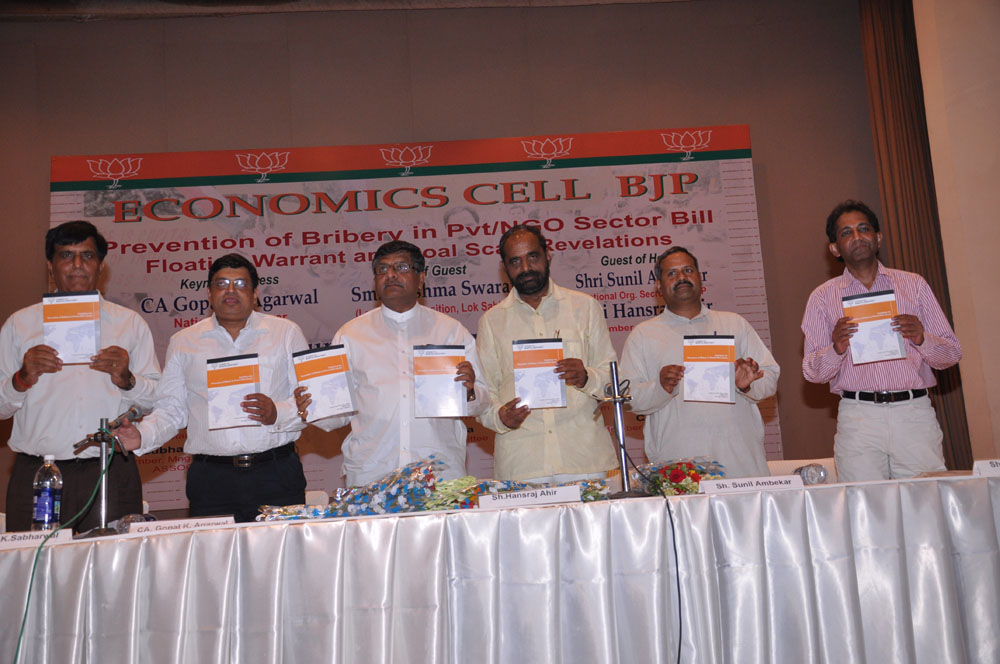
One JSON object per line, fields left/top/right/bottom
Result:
{"left": 891, "top": 314, "right": 924, "bottom": 346}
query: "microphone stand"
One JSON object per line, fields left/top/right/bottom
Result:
{"left": 603, "top": 361, "right": 647, "bottom": 499}
{"left": 77, "top": 417, "right": 124, "bottom": 538}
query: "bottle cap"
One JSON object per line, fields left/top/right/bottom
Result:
{"left": 43, "top": 454, "right": 55, "bottom": 462}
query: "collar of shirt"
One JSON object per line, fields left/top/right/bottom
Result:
{"left": 501, "top": 279, "right": 565, "bottom": 312}
{"left": 200, "top": 311, "right": 265, "bottom": 345}
{"left": 380, "top": 303, "right": 418, "bottom": 326}
{"left": 839, "top": 261, "right": 892, "bottom": 292}
{"left": 661, "top": 304, "right": 710, "bottom": 324}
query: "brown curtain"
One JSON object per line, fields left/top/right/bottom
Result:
{"left": 858, "top": 0, "right": 971, "bottom": 469}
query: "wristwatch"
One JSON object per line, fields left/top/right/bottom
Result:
{"left": 121, "top": 372, "right": 136, "bottom": 391}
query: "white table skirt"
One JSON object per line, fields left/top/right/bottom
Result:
{"left": 2, "top": 477, "right": 998, "bottom": 664}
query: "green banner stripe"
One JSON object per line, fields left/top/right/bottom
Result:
{"left": 50, "top": 149, "right": 751, "bottom": 192}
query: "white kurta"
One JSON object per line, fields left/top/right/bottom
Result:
{"left": 620, "top": 306, "right": 778, "bottom": 478}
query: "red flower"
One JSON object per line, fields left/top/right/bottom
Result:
{"left": 690, "top": 472, "right": 701, "bottom": 482}
{"left": 669, "top": 468, "right": 687, "bottom": 483}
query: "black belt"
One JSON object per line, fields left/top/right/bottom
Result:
{"left": 842, "top": 389, "right": 927, "bottom": 404}
{"left": 194, "top": 441, "right": 296, "bottom": 469}
{"left": 17, "top": 452, "right": 125, "bottom": 464}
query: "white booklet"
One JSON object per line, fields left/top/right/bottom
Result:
{"left": 842, "top": 290, "right": 905, "bottom": 364}
{"left": 293, "top": 345, "right": 356, "bottom": 421}
{"left": 42, "top": 290, "right": 100, "bottom": 364}
{"left": 413, "top": 344, "right": 467, "bottom": 418}
{"left": 513, "top": 338, "right": 566, "bottom": 409}
{"left": 683, "top": 335, "right": 736, "bottom": 403}
{"left": 206, "top": 353, "right": 260, "bottom": 430}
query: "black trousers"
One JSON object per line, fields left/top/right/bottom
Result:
{"left": 185, "top": 448, "right": 306, "bottom": 523}
{"left": 6, "top": 451, "right": 143, "bottom": 533}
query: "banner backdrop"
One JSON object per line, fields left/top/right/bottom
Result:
{"left": 50, "top": 126, "right": 780, "bottom": 509}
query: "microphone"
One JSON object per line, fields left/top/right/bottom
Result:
{"left": 107, "top": 404, "right": 150, "bottom": 430}
{"left": 73, "top": 405, "right": 151, "bottom": 453}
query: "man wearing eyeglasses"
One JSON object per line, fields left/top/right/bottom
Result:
{"left": 117, "top": 253, "right": 308, "bottom": 521}
{"left": 0, "top": 220, "right": 161, "bottom": 532}
{"left": 295, "top": 240, "right": 488, "bottom": 486}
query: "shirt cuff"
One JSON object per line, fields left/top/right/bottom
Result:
{"left": 577, "top": 367, "right": 604, "bottom": 399}
{"left": 271, "top": 399, "right": 305, "bottom": 433}
{"left": 487, "top": 404, "right": 512, "bottom": 434}
{"left": 0, "top": 372, "right": 26, "bottom": 407}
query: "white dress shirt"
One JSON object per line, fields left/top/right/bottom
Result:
{"left": 312, "top": 304, "right": 488, "bottom": 487}
{"left": 0, "top": 296, "right": 160, "bottom": 459}
{"left": 620, "top": 306, "right": 779, "bottom": 478}
{"left": 135, "top": 311, "right": 306, "bottom": 455}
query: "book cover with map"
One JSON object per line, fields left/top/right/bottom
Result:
{"left": 683, "top": 335, "right": 735, "bottom": 403}
{"left": 842, "top": 290, "right": 905, "bottom": 365}
{"left": 42, "top": 290, "right": 100, "bottom": 364}
{"left": 513, "top": 338, "right": 566, "bottom": 409}
{"left": 413, "top": 344, "right": 466, "bottom": 418}
{"left": 293, "top": 345, "right": 356, "bottom": 421}
{"left": 206, "top": 353, "right": 260, "bottom": 430}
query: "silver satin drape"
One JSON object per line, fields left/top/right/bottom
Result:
{"left": 2, "top": 477, "right": 998, "bottom": 663}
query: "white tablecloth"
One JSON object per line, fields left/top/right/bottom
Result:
{"left": 2, "top": 477, "right": 999, "bottom": 663}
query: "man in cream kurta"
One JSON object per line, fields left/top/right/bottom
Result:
{"left": 620, "top": 247, "right": 778, "bottom": 477}
{"left": 477, "top": 225, "right": 618, "bottom": 481}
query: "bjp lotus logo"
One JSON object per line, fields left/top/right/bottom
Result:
{"left": 237, "top": 151, "right": 290, "bottom": 183}
{"left": 380, "top": 146, "right": 433, "bottom": 176}
{"left": 522, "top": 137, "right": 573, "bottom": 168}
{"left": 87, "top": 157, "right": 143, "bottom": 189}
{"left": 661, "top": 130, "right": 712, "bottom": 161}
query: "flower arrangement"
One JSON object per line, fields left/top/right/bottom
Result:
{"left": 632, "top": 458, "right": 726, "bottom": 497}
{"left": 257, "top": 458, "right": 442, "bottom": 521}
{"left": 257, "top": 460, "right": 612, "bottom": 521}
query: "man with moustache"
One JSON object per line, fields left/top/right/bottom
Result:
{"left": 476, "top": 224, "right": 618, "bottom": 482}
{"left": 117, "top": 253, "right": 308, "bottom": 522}
{"left": 296, "top": 240, "right": 488, "bottom": 487}
{"left": 0, "top": 221, "right": 161, "bottom": 532}
{"left": 620, "top": 247, "right": 778, "bottom": 477}
{"left": 802, "top": 200, "right": 961, "bottom": 481}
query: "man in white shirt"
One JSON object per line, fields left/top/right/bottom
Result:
{"left": 117, "top": 254, "right": 307, "bottom": 522}
{"left": 296, "top": 241, "right": 488, "bottom": 487}
{"left": 1, "top": 221, "right": 161, "bottom": 532}
{"left": 620, "top": 247, "right": 778, "bottom": 477}
{"left": 476, "top": 224, "right": 618, "bottom": 482}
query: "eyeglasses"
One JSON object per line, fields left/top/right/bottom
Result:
{"left": 374, "top": 262, "right": 415, "bottom": 275}
{"left": 211, "top": 277, "right": 252, "bottom": 290}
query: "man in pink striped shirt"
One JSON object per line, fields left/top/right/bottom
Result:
{"left": 801, "top": 200, "right": 961, "bottom": 481}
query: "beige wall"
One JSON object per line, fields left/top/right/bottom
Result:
{"left": 0, "top": 0, "right": 884, "bottom": 506}
{"left": 914, "top": 0, "right": 1000, "bottom": 458}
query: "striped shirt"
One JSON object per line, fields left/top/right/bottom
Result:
{"left": 801, "top": 263, "right": 960, "bottom": 393}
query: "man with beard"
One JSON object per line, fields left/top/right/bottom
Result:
{"left": 802, "top": 200, "right": 960, "bottom": 481}
{"left": 476, "top": 225, "right": 618, "bottom": 482}
{"left": 295, "top": 240, "right": 488, "bottom": 486}
{"left": 620, "top": 247, "right": 778, "bottom": 477}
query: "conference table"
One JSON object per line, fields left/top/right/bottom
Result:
{"left": 2, "top": 476, "right": 998, "bottom": 663}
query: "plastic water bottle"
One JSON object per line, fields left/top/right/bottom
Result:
{"left": 794, "top": 463, "right": 828, "bottom": 486}
{"left": 31, "top": 455, "right": 63, "bottom": 531}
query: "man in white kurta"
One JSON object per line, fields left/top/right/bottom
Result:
{"left": 620, "top": 247, "right": 778, "bottom": 477}
{"left": 302, "top": 241, "right": 488, "bottom": 487}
